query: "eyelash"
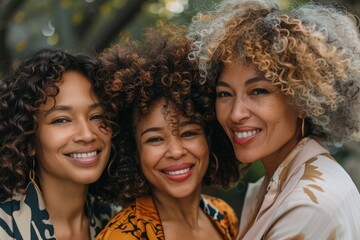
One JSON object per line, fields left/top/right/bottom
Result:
{"left": 50, "top": 113, "right": 104, "bottom": 124}
{"left": 91, "top": 114, "right": 104, "bottom": 121}
{"left": 51, "top": 117, "right": 69, "bottom": 124}
{"left": 216, "top": 88, "right": 270, "bottom": 98}
{"left": 181, "top": 129, "right": 200, "bottom": 137}
{"left": 145, "top": 129, "right": 201, "bottom": 143}
{"left": 251, "top": 88, "right": 269, "bottom": 95}
{"left": 216, "top": 91, "right": 232, "bottom": 98}
{"left": 146, "top": 137, "right": 163, "bottom": 143}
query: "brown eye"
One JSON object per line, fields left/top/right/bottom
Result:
{"left": 51, "top": 118, "right": 70, "bottom": 124}
{"left": 90, "top": 114, "right": 104, "bottom": 121}
{"left": 216, "top": 91, "right": 232, "bottom": 98}
{"left": 251, "top": 88, "right": 269, "bottom": 95}
{"left": 146, "top": 137, "right": 163, "bottom": 143}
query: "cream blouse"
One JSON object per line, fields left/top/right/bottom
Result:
{"left": 238, "top": 138, "right": 360, "bottom": 239}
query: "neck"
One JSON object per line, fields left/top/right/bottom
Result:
{"left": 37, "top": 174, "right": 89, "bottom": 239}
{"left": 152, "top": 188, "right": 203, "bottom": 229}
{"left": 262, "top": 135, "right": 301, "bottom": 179}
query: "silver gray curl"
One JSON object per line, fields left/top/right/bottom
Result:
{"left": 187, "top": 0, "right": 360, "bottom": 143}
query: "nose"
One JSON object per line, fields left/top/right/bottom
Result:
{"left": 73, "top": 120, "right": 96, "bottom": 142}
{"left": 165, "top": 137, "right": 187, "bottom": 160}
{"left": 229, "top": 97, "right": 251, "bottom": 123}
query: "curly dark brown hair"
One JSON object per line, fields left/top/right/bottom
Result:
{"left": 0, "top": 48, "right": 119, "bottom": 203}
{"left": 98, "top": 24, "right": 242, "bottom": 201}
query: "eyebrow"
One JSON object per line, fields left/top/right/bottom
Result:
{"left": 42, "top": 102, "right": 102, "bottom": 117}
{"left": 217, "top": 76, "right": 266, "bottom": 87}
{"left": 140, "top": 120, "right": 197, "bottom": 137}
{"left": 140, "top": 127, "right": 163, "bottom": 137}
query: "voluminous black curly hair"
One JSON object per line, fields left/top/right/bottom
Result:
{"left": 98, "top": 24, "right": 243, "bottom": 201}
{"left": 0, "top": 48, "right": 118, "bottom": 203}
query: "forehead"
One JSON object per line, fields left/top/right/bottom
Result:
{"left": 219, "top": 62, "right": 263, "bottom": 82}
{"left": 40, "top": 70, "right": 98, "bottom": 110}
{"left": 136, "top": 99, "right": 192, "bottom": 130}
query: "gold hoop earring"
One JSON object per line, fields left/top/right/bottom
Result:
{"left": 301, "top": 118, "right": 305, "bottom": 138}
{"left": 28, "top": 156, "right": 43, "bottom": 193}
{"left": 209, "top": 152, "right": 219, "bottom": 178}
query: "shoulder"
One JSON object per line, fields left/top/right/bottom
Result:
{"left": 201, "top": 195, "right": 239, "bottom": 239}
{"left": 273, "top": 153, "right": 360, "bottom": 236}
{"left": 96, "top": 196, "right": 164, "bottom": 240}
{"left": 201, "top": 195, "right": 237, "bottom": 219}
{"left": 0, "top": 195, "right": 22, "bottom": 238}
{"left": 0, "top": 182, "right": 55, "bottom": 239}
{"left": 88, "top": 195, "right": 122, "bottom": 237}
{"left": 293, "top": 153, "right": 359, "bottom": 206}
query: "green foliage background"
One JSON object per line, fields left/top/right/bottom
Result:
{"left": 1, "top": 0, "right": 359, "bottom": 217}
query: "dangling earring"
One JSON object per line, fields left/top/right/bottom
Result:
{"left": 107, "top": 143, "right": 116, "bottom": 177}
{"left": 301, "top": 118, "right": 305, "bottom": 138}
{"left": 29, "top": 155, "right": 43, "bottom": 193}
{"left": 29, "top": 156, "right": 36, "bottom": 182}
{"left": 209, "top": 152, "right": 219, "bottom": 178}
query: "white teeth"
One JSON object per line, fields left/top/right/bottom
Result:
{"left": 235, "top": 130, "right": 259, "bottom": 139}
{"left": 69, "top": 151, "right": 97, "bottom": 159}
{"left": 164, "top": 167, "right": 191, "bottom": 175}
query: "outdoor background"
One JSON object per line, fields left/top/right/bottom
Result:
{"left": 1, "top": 0, "right": 359, "bottom": 218}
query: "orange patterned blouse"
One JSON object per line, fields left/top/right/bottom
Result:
{"left": 97, "top": 194, "right": 238, "bottom": 240}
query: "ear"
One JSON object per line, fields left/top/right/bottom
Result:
{"left": 297, "top": 110, "right": 306, "bottom": 119}
{"left": 30, "top": 149, "right": 35, "bottom": 156}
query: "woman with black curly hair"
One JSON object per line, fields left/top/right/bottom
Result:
{"left": 0, "top": 48, "right": 121, "bottom": 239}
{"left": 96, "top": 25, "right": 242, "bottom": 240}
{"left": 188, "top": 0, "right": 360, "bottom": 239}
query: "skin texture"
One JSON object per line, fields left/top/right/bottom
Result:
{"left": 216, "top": 62, "right": 301, "bottom": 176}
{"left": 35, "top": 70, "right": 112, "bottom": 239}
{"left": 97, "top": 25, "right": 241, "bottom": 201}
{"left": 134, "top": 98, "right": 221, "bottom": 240}
{"left": 135, "top": 99, "right": 209, "bottom": 200}
{"left": 35, "top": 70, "right": 112, "bottom": 187}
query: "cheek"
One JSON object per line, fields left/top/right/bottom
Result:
{"left": 271, "top": 110, "right": 299, "bottom": 134}
{"left": 215, "top": 106, "right": 227, "bottom": 126}
{"left": 194, "top": 139, "right": 210, "bottom": 164}
{"left": 139, "top": 147, "right": 159, "bottom": 169}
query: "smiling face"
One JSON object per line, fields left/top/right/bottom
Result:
{"left": 135, "top": 99, "right": 209, "bottom": 199}
{"left": 35, "top": 70, "right": 112, "bottom": 187}
{"left": 215, "top": 62, "right": 301, "bottom": 175}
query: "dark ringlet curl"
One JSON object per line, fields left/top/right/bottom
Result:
{"left": 0, "top": 48, "right": 117, "bottom": 204}
{"left": 99, "top": 24, "right": 244, "bottom": 201}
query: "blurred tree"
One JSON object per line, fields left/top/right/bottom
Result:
{"left": 1, "top": 0, "right": 359, "bottom": 75}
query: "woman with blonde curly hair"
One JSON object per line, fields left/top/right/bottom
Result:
{"left": 188, "top": 0, "right": 360, "bottom": 239}
{"left": 96, "top": 25, "right": 242, "bottom": 239}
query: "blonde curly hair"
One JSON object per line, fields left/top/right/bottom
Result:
{"left": 188, "top": 0, "right": 360, "bottom": 143}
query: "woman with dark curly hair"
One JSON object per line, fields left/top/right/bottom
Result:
{"left": 0, "top": 48, "right": 121, "bottom": 239}
{"left": 187, "top": 0, "right": 360, "bottom": 239}
{"left": 96, "top": 25, "right": 242, "bottom": 240}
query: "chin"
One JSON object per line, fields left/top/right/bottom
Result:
{"left": 76, "top": 172, "right": 103, "bottom": 185}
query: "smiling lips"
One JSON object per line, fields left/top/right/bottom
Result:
{"left": 161, "top": 163, "right": 194, "bottom": 182}
{"left": 67, "top": 150, "right": 100, "bottom": 166}
{"left": 69, "top": 151, "right": 97, "bottom": 159}
{"left": 233, "top": 129, "right": 260, "bottom": 144}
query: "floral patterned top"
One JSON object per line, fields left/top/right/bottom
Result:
{"left": 96, "top": 194, "right": 238, "bottom": 240}
{"left": 0, "top": 181, "right": 121, "bottom": 239}
{"left": 238, "top": 138, "right": 360, "bottom": 239}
